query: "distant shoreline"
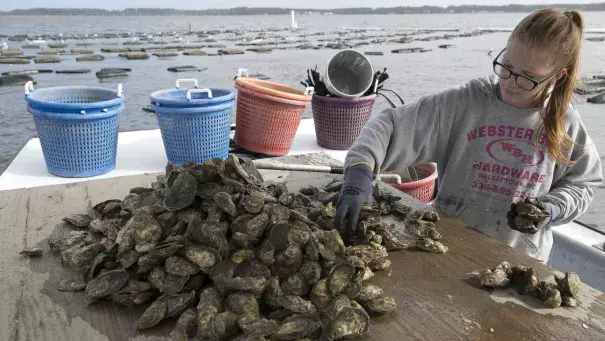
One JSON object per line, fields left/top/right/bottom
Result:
{"left": 2, "top": 4, "right": 605, "bottom": 16}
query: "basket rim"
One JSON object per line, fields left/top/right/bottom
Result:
{"left": 389, "top": 162, "right": 438, "bottom": 190}
{"left": 235, "top": 83, "right": 310, "bottom": 107}
{"left": 27, "top": 103, "right": 123, "bottom": 120}
{"left": 235, "top": 77, "right": 312, "bottom": 102}
{"left": 149, "top": 87, "right": 235, "bottom": 107}
{"left": 150, "top": 101, "right": 234, "bottom": 115}
{"left": 311, "top": 93, "right": 377, "bottom": 104}
{"left": 24, "top": 86, "right": 123, "bottom": 111}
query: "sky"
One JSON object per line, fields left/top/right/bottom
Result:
{"left": 1, "top": 0, "right": 602, "bottom": 11}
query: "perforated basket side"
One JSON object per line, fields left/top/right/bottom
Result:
{"left": 32, "top": 114, "right": 119, "bottom": 177}
{"left": 311, "top": 95, "right": 376, "bottom": 150}
{"left": 234, "top": 85, "right": 308, "bottom": 156}
{"left": 155, "top": 106, "right": 232, "bottom": 165}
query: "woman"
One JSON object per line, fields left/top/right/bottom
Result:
{"left": 335, "top": 8, "right": 603, "bottom": 262}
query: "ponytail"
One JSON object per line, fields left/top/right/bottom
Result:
{"left": 511, "top": 8, "right": 585, "bottom": 166}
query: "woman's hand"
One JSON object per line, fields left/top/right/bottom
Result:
{"left": 335, "top": 165, "right": 374, "bottom": 238}
{"left": 507, "top": 197, "right": 553, "bottom": 234}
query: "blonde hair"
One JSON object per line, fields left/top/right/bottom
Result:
{"left": 510, "top": 8, "right": 584, "bottom": 165}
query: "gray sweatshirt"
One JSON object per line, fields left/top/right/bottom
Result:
{"left": 345, "top": 75, "right": 603, "bottom": 262}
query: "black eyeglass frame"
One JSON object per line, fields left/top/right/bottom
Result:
{"left": 492, "top": 48, "right": 565, "bottom": 91}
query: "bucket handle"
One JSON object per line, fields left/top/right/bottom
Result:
{"left": 176, "top": 78, "right": 199, "bottom": 89}
{"left": 186, "top": 88, "right": 213, "bottom": 100}
{"left": 237, "top": 68, "right": 249, "bottom": 78}
{"left": 304, "top": 87, "right": 315, "bottom": 96}
{"left": 24, "top": 81, "right": 34, "bottom": 95}
{"left": 117, "top": 83, "right": 123, "bottom": 97}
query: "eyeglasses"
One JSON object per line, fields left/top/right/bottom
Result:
{"left": 492, "top": 48, "right": 563, "bottom": 91}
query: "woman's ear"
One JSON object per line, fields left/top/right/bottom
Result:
{"left": 556, "top": 68, "right": 568, "bottom": 82}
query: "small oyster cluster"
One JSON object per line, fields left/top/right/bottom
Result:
{"left": 475, "top": 261, "right": 581, "bottom": 308}
{"left": 47, "top": 155, "right": 443, "bottom": 341}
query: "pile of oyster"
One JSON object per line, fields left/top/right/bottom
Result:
{"left": 49, "top": 155, "right": 443, "bottom": 340}
{"left": 474, "top": 261, "right": 581, "bottom": 308}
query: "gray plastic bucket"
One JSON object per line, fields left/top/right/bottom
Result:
{"left": 324, "top": 49, "right": 374, "bottom": 99}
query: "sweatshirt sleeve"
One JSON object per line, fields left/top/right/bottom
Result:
{"left": 344, "top": 82, "right": 470, "bottom": 174}
{"left": 540, "top": 121, "right": 604, "bottom": 225}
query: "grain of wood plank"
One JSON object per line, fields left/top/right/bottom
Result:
{"left": 0, "top": 157, "right": 603, "bottom": 341}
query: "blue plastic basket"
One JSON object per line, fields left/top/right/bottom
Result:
{"left": 24, "top": 82, "right": 123, "bottom": 178}
{"left": 150, "top": 79, "right": 235, "bottom": 165}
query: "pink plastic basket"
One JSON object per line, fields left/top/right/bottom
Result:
{"left": 311, "top": 94, "right": 376, "bottom": 150}
{"left": 390, "top": 163, "right": 438, "bottom": 203}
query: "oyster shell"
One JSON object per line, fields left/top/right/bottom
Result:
{"left": 405, "top": 219, "right": 441, "bottom": 240}
{"left": 185, "top": 246, "right": 222, "bottom": 273}
{"left": 165, "top": 256, "right": 200, "bottom": 277}
{"left": 281, "top": 272, "right": 308, "bottom": 296}
{"left": 170, "top": 309, "right": 198, "bottom": 341}
{"left": 227, "top": 292, "right": 260, "bottom": 316}
{"left": 164, "top": 172, "right": 197, "bottom": 211}
{"left": 276, "top": 295, "right": 317, "bottom": 316}
{"left": 163, "top": 274, "right": 190, "bottom": 295}
{"left": 299, "top": 260, "right": 322, "bottom": 286}
{"left": 63, "top": 214, "right": 93, "bottom": 228}
{"left": 416, "top": 238, "right": 448, "bottom": 253}
{"left": 238, "top": 314, "right": 280, "bottom": 337}
{"left": 243, "top": 191, "right": 265, "bottom": 214}
{"left": 555, "top": 272, "right": 581, "bottom": 298}
{"left": 479, "top": 268, "right": 510, "bottom": 288}
{"left": 562, "top": 295, "right": 577, "bottom": 307}
{"left": 136, "top": 300, "right": 167, "bottom": 330}
{"left": 206, "top": 311, "right": 241, "bottom": 341}
{"left": 357, "top": 283, "right": 384, "bottom": 302}
{"left": 366, "top": 296, "right": 396, "bottom": 314}
{"left": 57, "top": 278, "right": 87, "bottom": 292}
{"left": 328, "top": 260, "right": 356, "bottom": 296}
{"left": 535, "top": 282, "right": 562, "bottom": 308}
{"left": 20, "top": 247, "right": 43, "bottom": 257}
{"left": 510, "top": 267, "right": 539, "bottom": 295}
{"left": 215, "top": 192, "right": 237, "bottom": 216}
{"left": 85, "top": 269, "right": 129, "bottom": 304}
{"left": 270, "top": 314, "right": 321, "bottom": 341}
{"left": 326, "top": 306, "right": 369, "bottom": 341}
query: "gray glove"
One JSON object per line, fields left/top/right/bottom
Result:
{"left": 507, "top": 197, "right": 554, "bottom": 234}
{"left": 335, "top": 165, "right": 373, "bottom": 238}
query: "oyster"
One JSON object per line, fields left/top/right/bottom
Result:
{"left": 510, "top": 267, "right": 539, "bottom": 295}
{"left": 366, "top": 296, "right": 397, "bottom": 314}
{"left": 276, "top": 295, "right": 318, "bottom": 316}
{"left": 164, "top": 172, "right": 197, "bottom": 211}
{"left": 263, "top": 277, "right": 285, "bottom": 310}
{"left": 136, "top": 300, "right": 167, "bottom": 330}
{"left": 197, "top": 286, "right": 224, "bottom": 339}
{"left": 124, "top": 211, "right": 162, "bottom": 253}
{"left": 215, "top": 192, "right": 237, "bottom": 216}
{"left": 85, "top": 269, "right": 129, "bottom": 304}
{"left": 535, "top": 282, "right": 562, "bottom": 308}
{"left": 165, "top": 256, "right": 200, "bottom": 277}
{"left": 405, "top": 220, "right": 441, "bottom": 240}
{"left": 20, "top": 247, "right": 43, "bottom": 257}
{"left": 170, "top": 309, "right": 198, "bottom": 341}
{"left": 299, "top": 260, "right": 322, "bottom": 286}
{"left": 206, "top": 311, "right": 240, "bottom": 341}
{"left": 227, "top": 292, "right": 260, "bottom": 316}
{"left": 479, "top": 268, "right": 510, "bottom": 288}
{"left": 148, "top": 266, "right": 167, "bottom": 291}
{"left": 274, "top": 244, "right": 303, "bottom": 278}
{"left": 238, "top": 314, "right": 280, "bottom": 337}
{"left": 185, "top": 246, "right": 222, "bottom": 273}
{"left": 422, "top": 211, "right": 440, "bottom": 222}
{"left": 416, "top": 238, "right": 448, "bottom": 253}
{"left": 243, "top": 191, "right": 265, "bottom": 214}
{"left": 328, "top": 260, "right": 356, "bottom": 296}
{"left": 270, "top": 314, "right": 321, "bottom": 341}
{"left": 281, "top": 273, "right": 308, "bottom": 296}
{"left": 63, "top": 214, "right": 93, "bottom": 228}
{"left": 310, "top": 279, "right": 332, "bottom": 314}
{"left": 111, "top": 292, "right": 154, "bottom": 308}
{"left": 160, "top": 291, "right": 197, "bottom": 319}
{"left": 555, "top": 272, "right": 581, "bottom": 298}
{"left": 326, "top": 306, "right": 369, "bottom": 341}
{"left": 57, "top": 278, "right": 87, "bottom": 292}
{"left": 368, "top": 258, "right": 391, "bottom": 271}
{"left": 163, "top": 274, "right": 190, "bottom": 295}
{"left": 357, "top": 283, "right": 384, "bottom": 302}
